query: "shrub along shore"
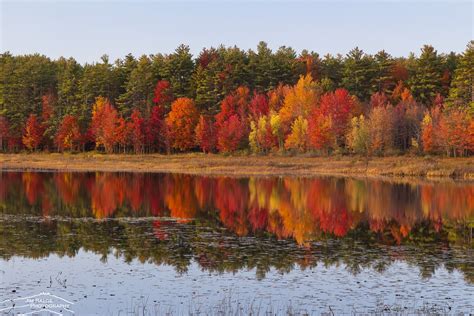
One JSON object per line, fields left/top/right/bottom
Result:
{"left": 1, "top": 153, "right": 473, "bottom": 179}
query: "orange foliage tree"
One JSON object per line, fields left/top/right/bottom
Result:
{"left": 115, "top": 116, "right": 130, "bottom": 153}
{"left": 438, "top": 109, "right": 470, "bottom": 157}
{"left": 308, "top": 112, "right": 333, "bottom": 153}
{"left": 91, "top": 97, "right": 118, "bottom": 153}
{"left": 268, "top": 83, "right": 289, "bottom": 112}
{"left": 22, "top": 114, "right": 43, "bottom": 151}
{"left": 469, "top": 120, "right": 474, "bottom": 153}
{"left": 166, "top": 97, "right": 199, "bottom": 151}
{"left": 368, "top": 104, "right": 395, "bottom": 154}
{"left": 421, "top": 106, "right": 442, "bottom": 153}
{"left": 279, "top": 75, "right": 319, "bottom": 133}
{"left": 54, "top": 115, "right": 81, "bottom": 152}
{"left": 421, "top": 116, "right": 434, "bottom": 153}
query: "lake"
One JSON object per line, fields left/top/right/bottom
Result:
{"left": 0, "top": 171, "right": 473, "bottom": 315}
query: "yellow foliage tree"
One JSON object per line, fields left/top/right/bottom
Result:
{"left": 269, "top": 111, "right": 284, "bottom": 149}
{"left": 346, "top": 115, "right": 370, "bottom": 155}
{"left": 284, "top": 116, "right": 308, "bottom": 152}
{"left": 279, "top": 75, "right": 320, "bottom": 131}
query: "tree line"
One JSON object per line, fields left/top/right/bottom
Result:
{"left": 0, "top": 41, "right": 472, "bottom": 156}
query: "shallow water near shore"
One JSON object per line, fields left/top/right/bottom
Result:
{"left": 0, "top": 171, "right": 473, "bottom": 314}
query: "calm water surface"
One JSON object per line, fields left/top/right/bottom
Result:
{"left": 0, "top": 172, "right": 473, "bottom": 315}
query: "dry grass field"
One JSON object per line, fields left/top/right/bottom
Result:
{"left": 1, "top": 153, "right": 473, "bottom": 179}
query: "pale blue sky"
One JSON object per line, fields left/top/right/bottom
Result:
{"left": 1, "top": 1, "right": 473, "bottom": 63}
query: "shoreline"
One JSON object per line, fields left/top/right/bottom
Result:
{"left": 1, "top": 153, "right": 473, "bottom": 179}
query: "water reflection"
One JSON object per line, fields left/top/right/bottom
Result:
{"left": 1, "top": 217, "right": 473, "bottom": 283}
{"left": 1, "top": 172, "right": 472, "bottom": 245}
{"left": 1, "top": 171, "right": 473, "bottom": 313}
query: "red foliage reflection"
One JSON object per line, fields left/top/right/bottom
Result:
{"left": 3, "top": 172, "right": 473, "bottom": 245}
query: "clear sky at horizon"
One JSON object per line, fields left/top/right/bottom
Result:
{"left": 1, "top": 1, "right": 473, "bottom": 64}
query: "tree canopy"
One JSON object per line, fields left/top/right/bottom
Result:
{"left": 0, "top": 41, "right": 472, "bottom": 156}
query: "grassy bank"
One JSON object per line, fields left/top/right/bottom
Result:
{"left": 1, "top": 153, "right": 473, "bottom": 179}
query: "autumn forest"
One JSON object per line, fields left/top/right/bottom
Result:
{"left": 1, "top": 41, "right": 473, "bottom": 156}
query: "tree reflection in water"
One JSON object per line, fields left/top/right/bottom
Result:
{"left": 0, "top": 172, "right": 472, "bottom": 282}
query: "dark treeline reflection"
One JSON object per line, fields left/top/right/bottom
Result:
{"left": 1, "top": 218, "right": 473, "bottom": 283}
{"left": 1, "top": 172, "right": 473, "bottom": 245}
{"left": 0, "top": 172, "right": 473, "bottom": 282}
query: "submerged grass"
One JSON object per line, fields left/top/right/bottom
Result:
{"left": 119, "top": 294, "right": 461, "bottom": 316}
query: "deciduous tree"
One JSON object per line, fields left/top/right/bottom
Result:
{"left": 216, "top": 114, "right": 245, "bottom": 153}
{"left": 91, "top": 96, "right": 118, "bottom": 153}
{"left": 129, "top": 108, "right": 145, "bottom": 154}
{"left": 346, "top": 115, "right": 370, "bottom": 155}
{"left": 215, "top": 87, "right": 250, "bottom": 152}
{"left": 421, "top": 106, "right": 443, "bottom": 154}
{"left": 145, "top": 105, "right": 166, "bottom": 152}
{"left": 166, "top": 98, "right": 199, "bottom": 151}
{"left": 249, "top": 115, "right": 277, "bottom": 153}
{"left": 279, "top": 75, "right": 319, "bottom": 130}
{"left": 152, "top": 80, "right": 174, "bottom": 109}
{"left": 368, "top": 105, "right": 395, "bottom": 154}
{"left": 267, "top": 84, "right": 289, "bottom": 112}
{"left": 248, "top": 92, "right": 269, "bottom": 121}
{"left": 285, "top": 116, "right": 308, "bottom": 152}
{"left": 370, "top": 92, "right": 389, "bottom": 108}
{"left": 54, "top": 115, "right": 81, "bottom": 152}
{"left": 195, "top": 115, "right": 216, "bottom": 153}
{"left": 269, "top": 111, "right": 284, "bottom": 149}
{"left": 22, "top": 114, "right": 43, "bottom": 151}
{"left": 438, "top": 109, "right": 470, "bottom": 156}
{"left": 308, "top": 112, "right": 333, "bottom": 153}
{"left": 318, "top": 88, "right": 355, "bottom": 147}
{"left": 115, "top": 116, "right": 130, "bottom": 153}
{"left": 421, "top": 113, "right": 434, "bottom": 153}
